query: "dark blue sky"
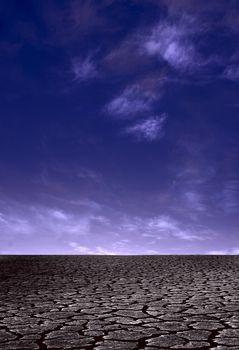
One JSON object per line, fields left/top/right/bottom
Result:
{"left": 1, "top": 0, "right": 239, "bottom": 254}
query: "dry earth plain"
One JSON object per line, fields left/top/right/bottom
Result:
{"left": 0, "top": 255, "right": 239, "bottom": 350}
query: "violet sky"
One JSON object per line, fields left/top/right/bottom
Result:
{"left": 1, "top": 0, "right": 239, "bottom": 255}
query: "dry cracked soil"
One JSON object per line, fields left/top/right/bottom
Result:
{"left": 0, "top": 255, "right": 238, "bottom": 350}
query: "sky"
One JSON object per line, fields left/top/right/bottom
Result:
{"left": 0, "top": 0, "right": 239, "bottom": 255}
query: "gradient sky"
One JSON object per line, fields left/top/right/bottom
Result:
{"left": 1, "top": 0, "right": 239, "bottom": 255}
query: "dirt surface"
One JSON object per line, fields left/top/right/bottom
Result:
{"left": 0, "top": 255, "right": 238, "bottom": 349}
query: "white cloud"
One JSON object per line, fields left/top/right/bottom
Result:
{"left": 141, "top": 15, "right": 201, "bottom": 72}
{"left": 147, "top": 216, "right": 177, "bottom": 231}
{"left": 69, "top": 242, "right": 121, "bottom": 255}
{"left": 74, "top": 199, "right": 102, "bottom": 210}
{"left": 49, "top": 209, "right": 69, "bottom": 220}
{"left": 72, "top": 55, "right": 98, "bottom": 82}
{"left": 145, "top": 249, "right": 159, "bottom": 254}
{"left": 148, "top": 216, "right": 208, "bottom": 241}
{"left": 0, "top": 199, "right": 215, "bottom": 254}
{"left": 95, "top": 246, "right": 115, "bottom": 255}
{"left": 208, "top": 250, "right": 227, "bottom": 255}
{"left": 174, "top": 230, "right": 203, "bottom": 241}
{"left": 208, "top": 248, "right": 239, "bottom": 255}
{"left": 106, "top": 84, "right": 157, "bottom": 118}
{"left": 119, "top": 214, "right": 210, "bottom": 241}
{"left": 124, "top": 114, "right": 167, "bottom": 141}
{"left": 0, "top": 205, "right": 101, "bottom": 238}
{"left": 69, "top": 242, "right": 90, "bottom": 253}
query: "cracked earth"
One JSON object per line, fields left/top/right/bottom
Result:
{"left": 0, "top": 256, "right": 238, "bottom": 349}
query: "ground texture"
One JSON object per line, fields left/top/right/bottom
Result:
{"left": 0, "top": 255, "right": 239, "bottom": 349}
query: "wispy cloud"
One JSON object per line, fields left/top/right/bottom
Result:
{"left": 147, "top": 216, "right": 210, "bottom": 241}
{"left": 208, "top": 248, "right": 239, "bottom": 255}
{"left": 72, "top": 55, "right": 98, "bottom": 82}
{"left": 162, "top": 0, "right": 239, "bottom": 35}
{"left": 141, "top": 15, "right": 201, "bottom": 72}
{"left": 41, "top": 193, "right": 103, "bottom": 211}
{"left": 0, "top": 204, "right": 105, "bottom": 240}
{"left": 105, "top": 80, "right": 159, "bottom": 119}
{"left": 219, "top": 180, "right": 239, "bottom": 215}
{"left": 120, "top": 215, "right": 211, "bottom": 241}
{"left": 221, "top": 51, "right": 239, "bottom": 80}
{"left": 101, "top": 5, "right": 239, "bottom": 87}
{"left": 0, "top": 198, "right": 218, "bottom": 254}
{"left": 223, "top": 64, "right": 239, "bottom": 81}
{"left": 175, "top": 165, "right": 215, "bottom": 187}
{"left": 103, "top": 36, "right": 150, "bottom": 77}
{"left": 183, "top": 191, "right": 206, "bottom": 212}
{"left": 69, "top": 242, "right": 91, "bottom": 253}
{"left": 0, "top": 213, "right": 34, "bottom": 236}
{"left": 69, "top": 242, "right": 128, "bottom": 255}
{"left": 124, "top": 114, "right": 167, "bottom": 142}
{"left": 77, "top": 167, "right": 102, "bottom": 183}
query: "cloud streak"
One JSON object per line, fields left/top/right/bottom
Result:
{"left": 69, "top": 242, "right": 129, "bottom": 255}
{"left": 119, "top": 215, "right": 211, "bottom": 242}
{"left": 0, "top": 203, "right": 105, "bottom": 241}
{"left": 0, "top": 198, "right": 216, "bottom": 254}
{"left": 223, "top": 64, "right": 239, "bottom": 81}
{"left": 220, "top": 180, "right": 239, "bottom": 215}
{"left": 124, "top": 114, "right": 167, "bottom": 141}
{"left": 106, "top": 84, "right": 158, "bottom": 119}
{"left": 72, "top": 55, "right": 98, "bottom": 82}
{"left": 208, "top": 248, "right": 239, "bottom": 255}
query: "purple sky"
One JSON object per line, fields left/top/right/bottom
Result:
{"left": 0, "top": 0, "right": 239, "bottom": 255}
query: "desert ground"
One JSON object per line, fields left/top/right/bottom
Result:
{"left": 0, "top": 255, "right": 238, "bottom": 349}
